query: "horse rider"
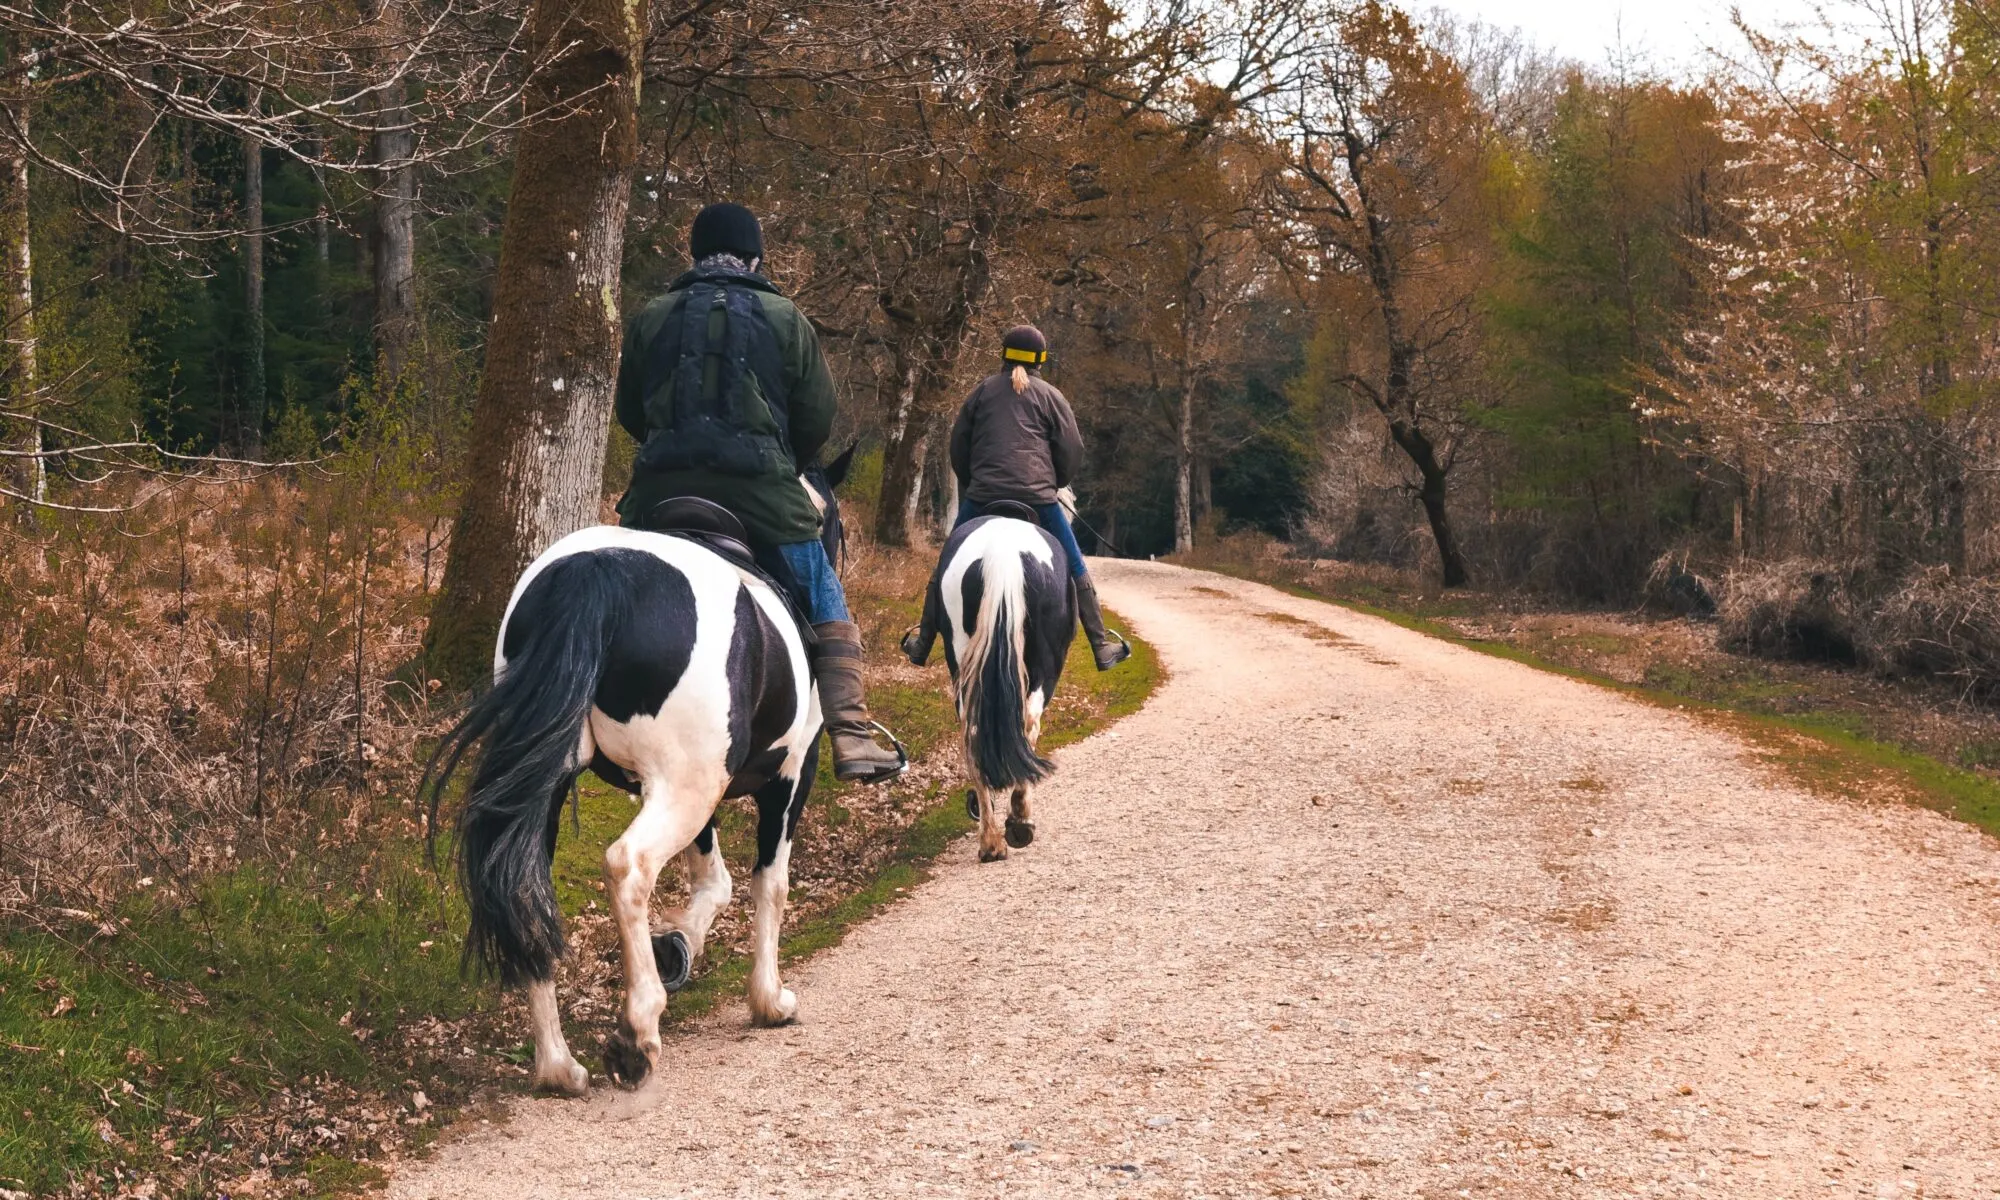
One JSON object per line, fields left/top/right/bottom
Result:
{"left": 901, "top": 324, "right": 1132, "bottom": 672}
{"left": 613, "top": 202, "right": 904, "bottom": 784}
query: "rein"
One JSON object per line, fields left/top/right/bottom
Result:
{"left": 1058, "top": 496, "right": 1132, "bottom": 559}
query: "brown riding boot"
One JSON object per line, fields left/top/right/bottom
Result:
{"left": 811, "top": 621, "right": 908, "bottom": 783}
{"left": 1074, "top": 577, "right": 1131, "bottom": 671}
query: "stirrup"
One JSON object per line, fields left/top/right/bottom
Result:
{"left": 1092, "top": 629, "right": 1132, "bottom": 670}
{"left": 832, "top": 721, "right": 909, "bottom": 783}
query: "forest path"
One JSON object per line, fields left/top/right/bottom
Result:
{"left": 387, "top": 559, "right": 2000, "bottom": 1199}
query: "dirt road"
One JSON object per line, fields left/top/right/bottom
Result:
{"left": 387, "top": 559, "right": 2000, "bottom": 1198}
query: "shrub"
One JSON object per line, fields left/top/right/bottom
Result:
{"left": 1715, "top": 558, "right": 1871, "bottom": 665}
{"left": 1869, "top": 568, "right": 2000, "bottom": 700}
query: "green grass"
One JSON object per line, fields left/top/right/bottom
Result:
{"left": 1213, "top": 563, "right": 2000, "bottom": 842}
{"left": 0, "top": 837, "right": 480, "bottom": 1197}
{"left": 1, "top": 606, "right": 1161, "bottom": 1198}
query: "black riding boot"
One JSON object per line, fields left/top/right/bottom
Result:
{"left": 1074, "top": 577, "right": 1131, "bottom": 670}
{"left": 812, "top": 621, "right": 907, "bottom": 783}
{"left": 900, "top": 587, "right": 941, "bottom": 667}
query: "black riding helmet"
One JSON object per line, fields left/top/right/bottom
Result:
{"left": 1001, "top": 324, "right": 1048, "bottom": 367}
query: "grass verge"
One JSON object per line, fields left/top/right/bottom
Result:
{"left": 1, "top": 581, "right": 1159, "bottom": 1199}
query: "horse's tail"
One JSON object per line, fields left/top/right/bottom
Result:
{"left": 957, "top": 536, "right": 1055, "bottom": 791}
{"left": 425, "top": 551, "right": 621, "bottom": 986}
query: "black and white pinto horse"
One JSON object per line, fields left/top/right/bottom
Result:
{"left": 427, "top": 450, "right": 853, "bottom": 1095}
{"left": 926, "top": 507, "right": 1077, "bottom": 862}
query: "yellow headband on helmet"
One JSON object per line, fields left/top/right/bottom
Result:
{"left": 1003, "top": 346, "right": 1047, "bottom": 365}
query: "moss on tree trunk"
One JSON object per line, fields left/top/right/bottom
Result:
{"left": 424, "top": 0, "right": 648, "bottom": 687}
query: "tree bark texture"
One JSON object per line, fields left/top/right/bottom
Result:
{"left": 1386, "top": 418, "right": 1468, "bottom": 587}
{"left": 1172, "top": 379, "right": 1195, "bottom": 554}
{"left": 369, "top": 0, "right": 418, "bottom": 383}
{"left": 425, "top": 0, "right": 647, "bottom": 685}
{"left": 873, "top": 340, "right": 926, "bottom": 546}
{"left": 0, "top": 72, "right": 37, "bottom": 505}
{"left": 242, "top": 123, "right": 266, "bottom": 456}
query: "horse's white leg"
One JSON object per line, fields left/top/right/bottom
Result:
{"left": 747, "top": 746, "right": 815, "bottom": 1025}
{"left": 975, "top": 775, "right": 1010, "bottom": 862}
{"left": 660, "top": 818, "right": 731, "bottom": 959}
{"left": 527, "top": 978, "right": 588, "bottom": 1095}
{"left": 602, "top": 778, "right": 715, "bottom": 1086}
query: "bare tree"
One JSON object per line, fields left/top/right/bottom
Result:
{"left": 1263, "top": 2, "right": 1500, "bottom": 586}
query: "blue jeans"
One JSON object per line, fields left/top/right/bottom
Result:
{"left": 953, "top": 499, "right": 1088, "bottom": 581}
{"left": 777, "top": 541, "right": 850, "bottom": 623}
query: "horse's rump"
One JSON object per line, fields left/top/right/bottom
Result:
{"left": 935, "top": 517, "right": 1076, "bottom": 790}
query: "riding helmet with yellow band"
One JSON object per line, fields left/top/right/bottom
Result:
{"left": 1001, "top": 324, "right": 1048, "bottom": 367}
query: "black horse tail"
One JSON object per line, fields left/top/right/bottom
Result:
{"left": 957, "top": 542, "right": 1055, "bottom": 791}
{"left": 424, "top": 551, "right": 623, "bottom": 986}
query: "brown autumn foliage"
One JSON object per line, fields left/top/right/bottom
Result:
{"left": 1, "top": 394, "right": 459, "bottom": 914}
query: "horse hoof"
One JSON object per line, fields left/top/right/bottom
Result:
{"left": 652, "top": 929, "right": 692, "bottom": 992}
{"left": 965, "top": 789, "right": 980, "bottom": 820}
{"left": 979, "top": 844, "right": 1008, "bottom": 863}
{"left": 1004, "top": 818, "right": 1035, "bottom": 849}
{"left": 532, "top": 1057, "right": 590, "bottom": 1097}
{"left": 751, "top": 988, "right": 799, "bottom": 1028}
{"left": 601, "top": 1030, "right": 653, "bottom": 1089}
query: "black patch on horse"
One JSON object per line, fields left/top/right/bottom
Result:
{"left": 1019, "top": 545, "right": 1076, "bottom": 703}
{"left": 724, "top": 584, "right": 798, "bottom": 798}
{"left": 527, "top": 549, "right": 700, "bottom": 724}
{"left": 959, "top": 559, "right": 986, "bottom": 637}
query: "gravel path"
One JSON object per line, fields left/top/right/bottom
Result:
{"left": 387, "top": 559, "right": 2000, "bottom": 1199}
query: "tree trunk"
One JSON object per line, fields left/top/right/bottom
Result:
{"left": 242, "top": 118, "right": 265, "bottom": 456}
{"left": 369, "top": 0, "right": 418, "bottom": 384}
{"left": 901, "top": 431, "right": 928, "bottom": 542}
{"left": 0, "top": 63, "right": 37, "bottom": 507}
{"left": 873, "top": 344, "right": 925, "bottom": 546}
{"left": 1386, "top": 419, "right": 1467, "bottom": 587}
{"left": 1417, "top": 466, "right": 1467, "bottom": 588}
{"left": 424, "top": 0, "right": 648, "bottom": 686}
{"left": 940, "top": 458, "right": 959, "bottom": 542}
{"left": 0, "top": 148, "right": 33, "bottom": 501}
{"left": 1172, "top": 380, "right": 1195, "bottom": 554}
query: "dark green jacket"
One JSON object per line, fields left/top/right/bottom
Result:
{"left": 614, "top": 271, "right": 836, "bottom": 545}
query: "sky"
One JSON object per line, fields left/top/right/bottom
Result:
{"left": 1426, "top": 0, "right": 1854, "bottom": 76}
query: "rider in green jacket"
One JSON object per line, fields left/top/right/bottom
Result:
{"left": 614, "top": 203, "right": 903, "bottom": 784}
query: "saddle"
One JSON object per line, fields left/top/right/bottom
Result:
{"left": 979, "top": 499, "right": 1041, "bottom": 523}
{"left": 640, "top": 497, "right": 817, "bottom": 644}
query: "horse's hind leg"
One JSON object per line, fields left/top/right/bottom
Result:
{"left": 1004, "top": 707, "right": 1045, "bottom": 849}
{"left": 527, "top": 979, "right": 589, "bottom": 1095}
{"left": 975, "top": 778, "right": 1010, "bottom": 862}
{"left": 660, "top": 817, "right": 731, "bottom": 964}
{"left": 1006, "top": 785, "right": 1036, "bottom": 849}
{"left": 747, "top": 742, "right": 817, "bottom": 1026}
{"left": 602, "top": 777, "right": 717, "bottom": 1087}
{"left": 528, "top": 772, "right": 589, "bottom": 1095}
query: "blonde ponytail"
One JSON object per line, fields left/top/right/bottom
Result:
{"left": 1010, "top": 364, "right": 1029, "bottom": 393}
